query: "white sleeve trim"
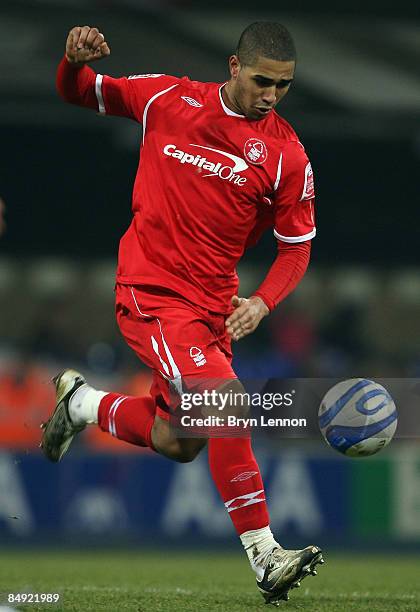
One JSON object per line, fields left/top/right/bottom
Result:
{"left": 142, "top": 83, "right": 179, "bottom": 144}
{"left": 95, "top": 74, "right": 105, "bottom": 114}
{"left": 274, "top": 227, "right": 316, "bottom": 243}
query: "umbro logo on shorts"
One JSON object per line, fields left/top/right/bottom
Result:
{"left": 181, "top": 96, "right": 203, "bottom": 107}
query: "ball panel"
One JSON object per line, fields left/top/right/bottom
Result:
{"left": 345, "top": 438, "right": 389, "bottom": 457}
{"left": 318, "top": 378, "right": 371, "bottom": 429}
{"left": 325, "top": 410, "right": 397, "bottom": 453}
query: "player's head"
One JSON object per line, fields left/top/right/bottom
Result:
{"left": 227, "top": 22, "right": 296, "bottom": 120}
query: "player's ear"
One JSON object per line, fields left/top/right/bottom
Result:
{"left": 229, "top": 55, "right": 241, "bottom": 79}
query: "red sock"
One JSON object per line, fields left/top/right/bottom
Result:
{"left": 98, "top": 393, "right": 156, "bottom": 449}
{"left": 208, "top": 437, "right": 269, "bottom": 535}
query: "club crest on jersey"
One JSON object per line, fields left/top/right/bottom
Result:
{"left": 189, "top": 346, "right": 207, "bottom": 367}
{"left": 244, "top": 138, "right": 268, "bottom": 165}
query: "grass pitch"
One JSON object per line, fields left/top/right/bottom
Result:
{"left": 0, "top": 550, "right": 419, "bottom": 611}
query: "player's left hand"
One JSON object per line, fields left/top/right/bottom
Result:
{"left": 225, "top": 295, "right": 269, "bottom": 341}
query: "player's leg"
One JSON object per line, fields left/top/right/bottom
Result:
{"left": 40, "top": 368, "right": 158, "bottom": 462}
{"left": 40, "top": 371, "right": 207, "bottom": 463}
{"left": 198, "top": 320, "right": 324, "bottom": 604}
{"left": 208, "top": 429, "right": 323, "bottom": 604}
{"left": 95, "top": 375, "right": 207, "bottom": 462}
{"left": 41, "top": 285, "right": 211, "bottom": 463}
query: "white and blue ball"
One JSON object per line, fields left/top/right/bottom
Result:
{"left": 318, "top": 378, "right": 398, "bottom": 457}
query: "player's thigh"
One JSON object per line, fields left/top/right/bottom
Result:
{"left": 125, "top": 286, "right": 237, "bottom": 404}
{"left": 115, "top": 286, "right": 161, "bottom": 372}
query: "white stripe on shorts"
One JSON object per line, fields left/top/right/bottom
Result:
{"left": 130, "top": 286, "right": 183, "bottom": 395}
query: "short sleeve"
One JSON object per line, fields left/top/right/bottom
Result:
{"left": 273, "top": 141, "right": 316, "bottom": 243}
{"left": 94, "top": 73, "right": 180, "bottom": 122}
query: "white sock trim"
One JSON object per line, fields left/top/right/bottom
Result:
{"left": 108, "top": 396, "right": 128, "bottom": 437}
{"left": 68, "top": 384, "right": 106, "bottom": 426}
{"left": 240, "top": 526, "right": 279, "bottom": 580}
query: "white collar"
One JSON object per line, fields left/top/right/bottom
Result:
{"left": 219, "top": 84, "right": 245, "bottom": 118}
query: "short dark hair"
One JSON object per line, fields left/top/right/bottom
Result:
{"left": 237, "top": 22, "right": 296, "bottom": 66}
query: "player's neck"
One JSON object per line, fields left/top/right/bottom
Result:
{"left": 222, "top": 82, "right": 243, "bottom": 116}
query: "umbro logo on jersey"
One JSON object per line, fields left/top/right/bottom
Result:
{"left": 181, "top": 96, "right": 203, "bottom": 108}
{"left": 163, "top": 143, "right": 249, "bottom": 187}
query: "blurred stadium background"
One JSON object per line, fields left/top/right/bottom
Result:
{"left": 1, "top": 0, "right": 420, "bottom": 578}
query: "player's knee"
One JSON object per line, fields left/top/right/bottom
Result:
{"left": 216, "top": 379, "right": 250, "bottom": 419}
{"left": 151, "top": 419, "right": 205, "bottom": 462}
{"left": 172, "top": 447, "right": 200, "bottom": 463}
{"left": 165, "top": 440, "right": 204, "bottom": 463}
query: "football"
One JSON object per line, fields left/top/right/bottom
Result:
{"left": 318, "top": 379, "right": 398, "bottom": 457}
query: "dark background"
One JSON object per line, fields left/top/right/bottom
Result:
{"left": 1, "top": 0, "right": 419, "bottom": 265}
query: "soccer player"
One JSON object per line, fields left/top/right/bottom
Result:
{"left": 41, "top": 22, "right": 323, "bottom": 605}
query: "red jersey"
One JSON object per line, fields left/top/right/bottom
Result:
{"left": 73, "top": 68, "right": 316, "bottom": 313}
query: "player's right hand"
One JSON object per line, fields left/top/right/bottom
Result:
{"left": 65, "top": 26, "right": 110, "bottom": 65}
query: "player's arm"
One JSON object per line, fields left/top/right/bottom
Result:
{"left": 225, "top": 240, "right": 310, "bottom": 341}
{"left": 58, "top": 26, "right": 180, "bottom": 121}
{"left": 57, "top": 26, "right": 136, "bottom": 118}
{"left": 57, "top": 27, "right": 109, "bottom": 109}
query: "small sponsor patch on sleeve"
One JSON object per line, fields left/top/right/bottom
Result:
{"left": 128, "top": 73, "right": 164, "bottom": 80}
{"left": 300, "top": 162, "right": 315, "bottom": 201}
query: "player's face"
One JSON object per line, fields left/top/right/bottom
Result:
{"left": 228, "top": 55, "right": 295, "bottom": 120}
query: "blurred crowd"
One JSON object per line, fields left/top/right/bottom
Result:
{"left": 1, "top": 258, "right": 419, "bottom": 452}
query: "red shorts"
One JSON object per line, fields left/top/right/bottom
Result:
{"left": 115, "top": 284, "right": 236, "bottom": 420}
